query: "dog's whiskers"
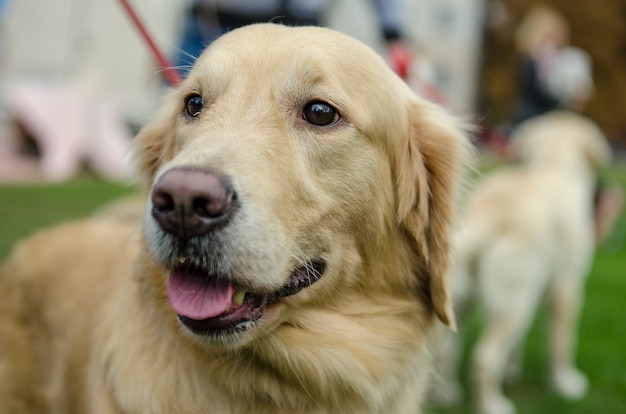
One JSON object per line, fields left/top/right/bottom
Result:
{"left": 281, "top": 235, "right": 347, "bottom": 304}
{"left": 173, "top": 47, "right": 200, "bottom": 64}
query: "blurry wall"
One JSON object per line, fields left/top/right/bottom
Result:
{"left": 0, "top": 0, "right": 186, "bottom": 124}
{"left": 327, "top": 0, "right": 486, "bottom": 112}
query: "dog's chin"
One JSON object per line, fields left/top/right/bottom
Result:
{"left": 168, "top": 259, "right": 326, "bottom": 344}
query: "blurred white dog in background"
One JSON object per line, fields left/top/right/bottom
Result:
{"left": 435, "top": 111, "right": 612, "bottom": 414}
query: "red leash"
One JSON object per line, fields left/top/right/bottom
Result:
{"left": 118, "top": 0, "right": 182, "bottom": 87}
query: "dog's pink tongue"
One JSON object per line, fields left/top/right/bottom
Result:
{"left": 167, "top": 270, "right": 234, "bottom": 320}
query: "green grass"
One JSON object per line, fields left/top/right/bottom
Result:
{"left": 0, "top": 175, "right": 137, "bottom": 259}
{"left": 0, "top": 165, "right": 625, "bottom": 414}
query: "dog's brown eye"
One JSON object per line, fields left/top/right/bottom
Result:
{"left": 303, "top": 101, "right": 340, "bottom": 126}
{"left": 184, "top": 94, "right": 204, "bottom": 117}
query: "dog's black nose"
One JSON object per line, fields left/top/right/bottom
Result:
{"left": 151, "top": 167, "right": 237, "bottom": 239}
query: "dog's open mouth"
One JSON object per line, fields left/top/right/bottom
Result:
{"left": 167, "top": 260, "right": 326, "bottom": 335}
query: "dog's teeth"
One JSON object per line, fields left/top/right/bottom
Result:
{"left": 232, "top": 289, "right": 247, "bottom": 306}
{"left": 179, "top": 256, "right": 187, "bottom": 264}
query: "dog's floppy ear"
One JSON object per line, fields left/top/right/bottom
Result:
{"left": 132, "top": 94, "right": 179, "bottom": 189}
{"left": 395, "top": 100, "right": 472, "bottom": 329}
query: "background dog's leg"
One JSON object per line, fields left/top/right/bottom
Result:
{"left": 503, "top": 341, "right": 526, "bottom": 383}
{"left": 428, "top": 325, "right": 465, "bottom": 407}
{"left": 472, "top": 308, "right": 534, "bottom": 414}
{"left": 472, "top": 247, "right": 545, "bottom": 414}
{"left": 547, "top": 279, "right": 589, "bottom": 399}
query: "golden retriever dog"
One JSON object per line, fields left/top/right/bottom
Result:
{"left": 0, "top": 24, "right": 472, "bottom": 413}
{"left": 436, "top": 111, "right": 611, "bottom": 414}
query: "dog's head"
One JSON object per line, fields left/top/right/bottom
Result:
{"left": 133, "top": 24, "right": 471, "bottom": 348}
{"left": 513, "top": 111, "right": 611, "bottom": 171}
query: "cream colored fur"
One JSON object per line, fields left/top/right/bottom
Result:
{"left": 0, "top": 24, "right": 472, "bottom": 413}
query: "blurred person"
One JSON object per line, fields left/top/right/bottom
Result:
{"left": 513, "top": 5, "right": 593, "bottom": 125}
{"left": 174, "top": 0, "right": 413, "bottom": 78}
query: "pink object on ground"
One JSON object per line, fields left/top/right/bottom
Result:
{"left": 0, "top": 81, "right": 132, "bottom": 183}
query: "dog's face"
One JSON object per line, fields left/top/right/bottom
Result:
{"left": 134, "top": 24, "right": 469, "bottom": 349}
